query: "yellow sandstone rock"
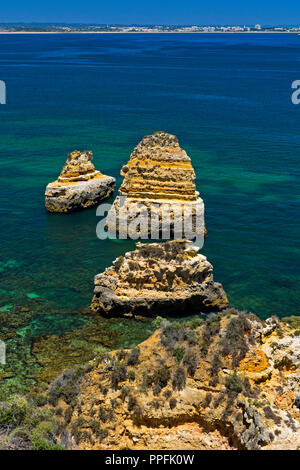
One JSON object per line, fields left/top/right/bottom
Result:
{"left": 47, "top": 311, "right": 300, "bottom": 450}
{"left": 90, "top": 239, "right": 228, "bottom": 317}
{"left": 45, "top": 150, "right": 115, "bottom": 212}
{"left": 106, "top": 132, "right": 205, "bottom": 239}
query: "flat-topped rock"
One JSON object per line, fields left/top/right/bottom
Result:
{"left": 90, "top": 239, "right": 228, "bottom": 317}
{"left": 45, "top": 150, "right": 115, "bottom": 213}
{"left": 106, "top": 132, "right": 205, "bottom": 239}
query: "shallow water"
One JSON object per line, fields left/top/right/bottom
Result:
{"left": 0, "top": 33, "right": 299, "bottom": 395}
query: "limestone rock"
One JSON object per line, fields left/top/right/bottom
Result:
{"left": 44, "top": 311, "right": 300, "bottom": 450}
{"left": 106, "top": 132, "right": 205, "bottom": 239}
{"left": 45, "top": 150, "right": 115, "bottom": 212}
{"left": 90, "top": 239, "right": 228, "bottom": 317}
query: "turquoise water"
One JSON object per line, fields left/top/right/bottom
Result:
{"left": 0, "top": 33, "right": 299, "bottom": 393}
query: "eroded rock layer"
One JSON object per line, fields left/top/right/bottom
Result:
{"left": 11, "top": 312, "right": 297, "bottom": 451}
{"left": 90, "top": 239, "right": 228, "bottom": 317}
{"left": 106, "top": 132, "right": 204, "bottom": 238}
{"left": 45, "top": 150, "right": 115, "bottom": 213}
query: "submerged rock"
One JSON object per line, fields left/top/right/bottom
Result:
{"left": 90, "top": 239, "right": 228, "bottom": 317}
{"left": 106, "top": 132, "right": 205, "bottom": 239}
{"left": 45, "top": 150, "right": 115, "bottom": 213}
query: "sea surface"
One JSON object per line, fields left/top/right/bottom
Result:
{"left": 0, "top": 33, "right": 299, "bottom": 395}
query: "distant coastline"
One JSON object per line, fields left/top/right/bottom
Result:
{"left": 0, "top": 31, "right": 299, "bottom": 34}
{"left": 1, "top": 23, "right": 300, "bottom": 34}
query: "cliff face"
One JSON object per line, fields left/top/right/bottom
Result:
{"left": 106, "top": 132, "right": 205, "bottom": 239}
{"left": 90, "top": 240, "right": 228, "bottom": 317}
{"left": 45, "top": 150, "right": 115, "bottom": 212}
{"left": 47, "top": 312, "right": 300, "bottom": 450}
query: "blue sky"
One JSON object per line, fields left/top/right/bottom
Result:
{"left": 1, "top": 1, "right": 299, "bottom": 25}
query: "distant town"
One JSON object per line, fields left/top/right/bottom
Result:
{"left": 0, "top": 23, "right": 300, "bottom": 33}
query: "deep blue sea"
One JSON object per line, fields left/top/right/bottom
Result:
{"left": 0, "top": 33, "right": 299, "bottom": 394}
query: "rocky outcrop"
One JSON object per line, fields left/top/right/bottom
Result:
{"left": 106, "top": 132, "right": 205, "bottom": 240}
{"left": 45, "top": 150, "right": 115, "bottom": 213}
{"left": 90, "top": 239, "right": 228, "bottom": 317}
{"left": 14, "top": 311, "right": 296, "bottom": 451}
{"left": 0, "top": 312, "right": 299, "bottom": 450}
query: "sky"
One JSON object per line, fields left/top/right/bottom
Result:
{"left": 1, "top": 0, "right": 300, "bottom": 25}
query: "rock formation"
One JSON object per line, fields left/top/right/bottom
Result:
{"left": 45, "top": 150, "right": 115, "bottom": 212}
{"left": 4, "top": 311, "right": 296, "bottom": 450}
{"left": 106, "top": 132, "right": 205, "bottom": 240}
{"left": 90, "top": 239, "right": 228, "bottom": 317}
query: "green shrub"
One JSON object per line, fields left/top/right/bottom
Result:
{"left": 152, "top": 383, "right": 161, "bottom": 396}
{"left": 128, "top": 370, "right": 135, "bottom": 382}
{"left": 184, "top": 330, "right": 197, "bottom": 345}
{"left": 172, "top": 367, "right": 186, "bottom": 391}
{"left": 210, "top": 354, "right": 222, "bottom": 378}
{"left": 132, "top": 405, "right": 143, "bottom": 419}
{"left": 199, "top": 317, "right": 221, "bottom": 355}
{"left": 163, "top": 389, "right": 172, "bottom": 399}
{"left": 117, "top": 349, "right": 127, "bottom": 361}
{"left": 152, "top": 365, "right": 171, "bottom": 388}
{"left": 184, "top": 317, "right": 204, "bottom": 330}
{"left": 64, "top": 406, "right": 73, "bottom": 424}
{"left": 173, "top": 346, "right": 185, "bottom": 364}
{"left": 153, "top": 316, "right": 167, "bottom": 329}
{"left": 0, "top": 396, "right": 28, "bottom": 427}
{"left": 29, "top": 393, "right": 48, "bottom": 408}
{"left": 48, "top": 369, "right": 80, "bottom": 406}
{"left": 161, "top": 322, "right": 188, "bottom": 349}
{"left": 225, "top": 372, "right": 243, "bottom": 395}
{"left": 140, "top": 372, "right": 152, "bottom": 394}
{"left": 183, "top": 350, "right": 198, "bottom": 376}
{"left": 128, "top": 395, "right": 137, "bottom": 412}
{"left": 30, "top": 421, "right": 59, "bottom": 451}
{"left": 126, "top": 348, "right": 140, "bottom": 366}
{"left": 99, "top": 407, "right": 108, "bottom": 423}
{"left": 220, "top": 313, "right": 251, "bottom": 366}
{"left": 150, "top": 400, "right": 160, "bottom": 410}
{"left": 0, "top": 406, "right": 13, "bottom": 425}
{"left": 110, "top": 362, "right": 127, "bottom": 390}
{"left": 55, "top": 407, "right": 63, "bottom": 416}
{"left": 120, "top": 387, "right": 130, "bottom": 402}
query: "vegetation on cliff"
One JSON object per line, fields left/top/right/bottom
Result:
{"left": 1, "top": 309, "right": 299, "bottom": 450}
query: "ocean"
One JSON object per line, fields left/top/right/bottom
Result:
{"left": 0, "top": 33, "right": 299, "bottom": 395}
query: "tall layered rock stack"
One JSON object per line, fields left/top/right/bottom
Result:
{"left": 106, "top": 132, "right": 205, "bottom": 239}
{"left": 90, "top": 239, "right": 228, "bottom": 317}
{"left": 45, "top": 150, "right": 115, "bottom": 213}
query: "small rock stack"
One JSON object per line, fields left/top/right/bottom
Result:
{"left": 90, "top": 239, "right": 228, "bottom": 317}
